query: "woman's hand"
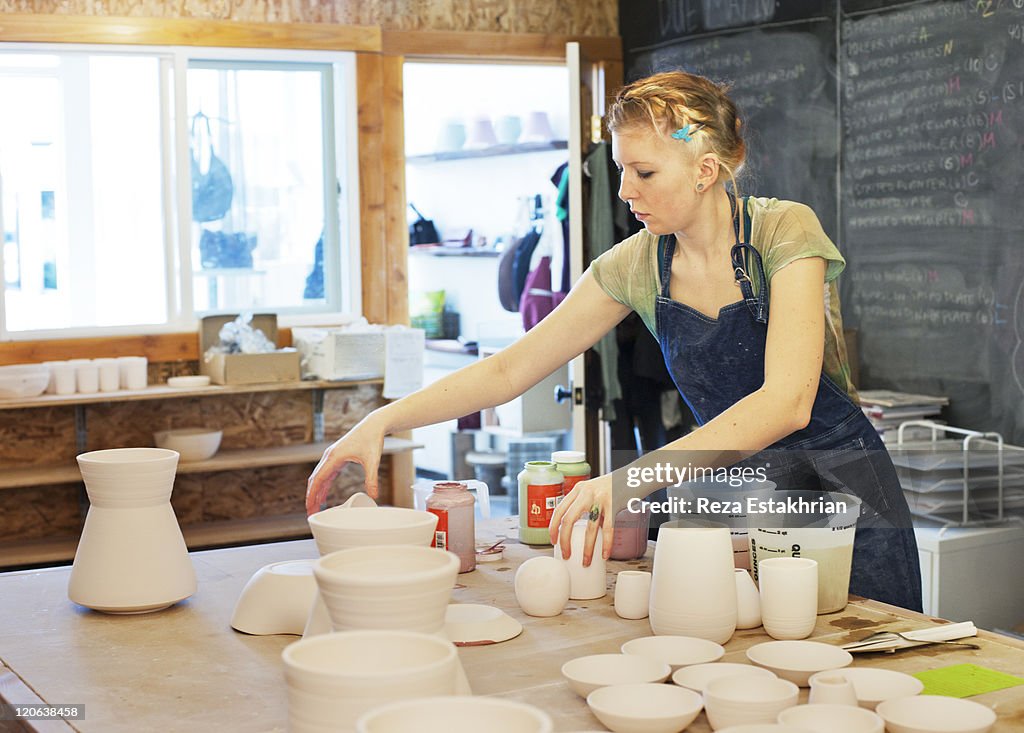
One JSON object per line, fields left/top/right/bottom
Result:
{"left": 306, "top": 416, "right": 387, "bottom": 515}
{"left": 548, "top": 475, "right": 616, "bottom": 566}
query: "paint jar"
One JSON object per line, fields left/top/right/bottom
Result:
{"left": 552, "top": 450, "right": 590, "bottom": 495}
{"left": 426, "top": 482, "right": 476, "bottom": 573}
{"left": 517, "top": 461, "right": 563, "bottom": 546}
{"left": 609, "top": 505, "right": 651, "bottom": 560}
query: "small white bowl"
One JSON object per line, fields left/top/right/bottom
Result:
{"left": 809, "top": 667, "right": 924, "bottom": 710}
{"left": 0, "top": 364, "right": 50, "bottom": 399}
{"left": 746, "top": 641, "right": 853, "bottom": 686}
{"left": 621, "top": 635, "right": 725, "bottom": 671}
{"left": 308, "top": 505, "right": 438, "bottom": 554}
{"left": 671, "top": 662, "right": 777, "bottom": 693}
{"left": 153, "top": 427, "right": 223, "bottom": 462}
{"left": 561, "top": 653, "right": 671, "bottom": 698}
{"left": 715, "top": 725, "right": 816, "bottom": 732}
{"left": 230, "top": 559, "right": 318, "bottom": 635}
{"left": 587, "top": 682, "right": 703, "bottom": 733}
{"left": 778, "top": 703, "right": 885, "bottom": 733}
{"left": 356, "top": 696, "right": 553, "bottom": 733}
{"left": 704, "top": 675, "right": 800, "bottom": 730}
{"left": 166, "top": 375, "right": 211, "bottom": 388}
{"left": 876, "top": 695, "right": 996, "bottom": 733}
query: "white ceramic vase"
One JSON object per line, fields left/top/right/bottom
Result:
{"left": 734, "top": 568, "right": 762, "bottom": 629}
{"left": 649, "top": 526, "right": 737, "bottom": 643}
{"left": 68, "top": 448, "right": 196, "bottom": 613}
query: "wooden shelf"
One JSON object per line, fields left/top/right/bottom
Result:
{"left": 0, "top": 378, "right": 383, "bottom": 411}
{"left": 405, "top": 140, "right": 567, "bottom": 163}
{"left": 0, "top": 437, "right": 422, "bottom": 491}
{"left": 0, "top": 514, "right": 315, "bottom": 569}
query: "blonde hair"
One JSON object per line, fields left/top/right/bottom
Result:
{"left": 608, "top": 71, "right": 746, "bottom": 198}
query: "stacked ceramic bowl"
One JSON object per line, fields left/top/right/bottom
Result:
{"left": 356, "top": 697, "right": 553, "bottom": 733}
{"left": 703, "top": 674, "right": 800, "bottom": 729}
{"left": 313, "top": 545, "right": 460, "bottom": 633}
{"left": 0, "top": 363, "right": 50, "bottom": 399}
{"left": 283, "top": 629, "right": 459, "bottom": 733}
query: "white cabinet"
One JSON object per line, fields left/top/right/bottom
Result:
{"left": 914, "top": 521, "right": 1024, "bottom": 630}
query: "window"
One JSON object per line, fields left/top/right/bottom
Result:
{"left": 0, "top": 46, "right": 358, "bottom": 338}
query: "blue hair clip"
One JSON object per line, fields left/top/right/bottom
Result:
{"left": 671, "top": 123, "right": 700, "bottom": 142}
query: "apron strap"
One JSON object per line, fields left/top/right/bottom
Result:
{"left": 730, "top": 196, "right": 769, "bottom": 324}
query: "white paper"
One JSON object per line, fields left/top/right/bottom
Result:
{"left": 383, "top": 328, "right": 425, "bottom": 399}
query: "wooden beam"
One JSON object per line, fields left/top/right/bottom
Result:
{"left": 381, "top": 54, "right": 410, "bottom": 326}
{"left": 0, "top": 329, "right": 296, "bottom": 366}
{"left": 383, "top": 30, "right": 621, "bottom": 61}
{"left": 357, "top": 52, "right": 388, "bottom": 325}
{"left": 0, "top": 14, "right": 380, "bottom": 51}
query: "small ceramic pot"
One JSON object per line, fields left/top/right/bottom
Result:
{"left": 614, "top": 571, "right": 651, "bottom": 620}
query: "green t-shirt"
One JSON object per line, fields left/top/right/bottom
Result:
{"left": 590, "top": 196, "right": 857, "bottom": 402}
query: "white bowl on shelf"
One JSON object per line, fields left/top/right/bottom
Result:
{"left": 153, "top": 428, "right": 223, "bottom": 462}
{"left": 166, "top": 375, "right": 211, "bottom": 388}
{"left": 875, "top": 695, "right": 996, "bottom": 733}
{"left": 587, "top": 682, "right": 703, "bottom": 733}
{"left": 746, "top": 640, "right": 853, "bottom": 686}
{"left": 560, "top": 653, "right": 671, "bottom": 698}
{"left": 0, "top": 364, "right": 50, "bottom": 399}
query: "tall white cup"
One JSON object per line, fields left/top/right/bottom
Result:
{"left": 758, "top": 557, "right": 818, "bottom": 640}
{"left": 75, "top": 361, "right": 99, "bottom": 394}
{"left": 117, "top": 356, "right": 148, "bottom": 390}
{"left": 94, "top": 358, "right": 120, "bottom": 392}
{"left": 553, "top": 521, "right": 606, "bottom": 600}
{"left": 49, "top": 361, "right": 77, "bottom": 395}
{"left": 614, "top": 570, "right": 651, "bottom": 620}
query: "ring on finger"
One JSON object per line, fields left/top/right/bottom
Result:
{"left": 587, "top": 504, "right": 601, "bottom": 522}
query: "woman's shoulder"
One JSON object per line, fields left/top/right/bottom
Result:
{"left": 747, "top": 196, "right": 825, "bottom": 235}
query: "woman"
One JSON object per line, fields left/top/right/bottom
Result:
{"left": 307, "top": 70, "right": 922, "bottom": 612}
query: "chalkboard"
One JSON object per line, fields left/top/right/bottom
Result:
{"left": 629, "top": 20, "right": 839, "bottom": 239}
{"left": 622, "top": 0, "right": 1024, "bottom": 444}
{"left": 840, "top": 0, "right": 1024, "bottom": 443}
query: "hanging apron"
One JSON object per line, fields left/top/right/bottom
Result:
{"left": 654, "top": 196, "right": 922, "bottom": 611}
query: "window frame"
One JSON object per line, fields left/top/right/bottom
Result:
{"left": 0, "top": 41, "right": 362, "bottom": 341}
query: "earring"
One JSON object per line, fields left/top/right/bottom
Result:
{"left": 696, "top": 183, "right": 705, "bottom": 191}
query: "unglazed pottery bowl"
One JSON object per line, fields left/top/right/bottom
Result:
{"left": 778, "top": 703, "right": 884, "bottom": 733}
{"left": 621, "top": 635, "right": 725, "bottom": 672}
{"left": 703, "top": 675, "right": 800, "bottom": 730}
{"left": 560, "top": 653, "right": 671, "bottom": 698}
{"left": 308, "top": 505, "right": 438, "bottom": 555}
{"left": 671, "top": 662, "right": 777, "bottom": 693}
{"left": 153, "top": 428, "right": 222, "bottom": 462}
{"left": 587, "top": 682, "right": 703, "bottom": 733}
{"left": 230, "top": 559, "right": 318, "bottom": 635}
{"left": 875, "top": 695, "right": 996, "bottom": 733}
{"left": 356, "top": 696, "right": 553, "bottom": 733}
{"left": 809, "top": 668, "right": 924, "bottom": 710}
{"left": 745, "top": 640, "right": 853, "bottom": 686}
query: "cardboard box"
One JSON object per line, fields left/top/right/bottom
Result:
{"left": 200, "top": 314, "right": 301, "bottom": 385}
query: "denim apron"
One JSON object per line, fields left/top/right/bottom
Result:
{"left": 654, "top": 197, "right": 922, "bottom": 611}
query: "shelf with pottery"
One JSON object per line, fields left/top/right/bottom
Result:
{"left": 0, "top": 378, "right": 383, "bottom": 410}
{"left": 405, "top": 139, "right": 568, "bottom": 164}
{"left": 2, "top": 519, "right": 1024, "bottom": 731}
{"left": 0, "top": 437, "right": 421, "bottom": 491}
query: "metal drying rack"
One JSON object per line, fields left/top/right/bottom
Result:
{"left": 894, "top": 420, "right": 1024, "bottom": 529}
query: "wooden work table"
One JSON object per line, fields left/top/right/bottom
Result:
{"left": 1, "top": 516, "right": 1023, "bottom": 732}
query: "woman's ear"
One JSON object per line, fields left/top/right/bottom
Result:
{"left": 696, "top": 153, "right": 720, "bottom": 190}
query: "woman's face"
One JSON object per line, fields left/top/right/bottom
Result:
{"left": 612, "top": 126, "right": 700, "bottom": 235}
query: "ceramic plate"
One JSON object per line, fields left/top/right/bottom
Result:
{"left": 167, "top": 375, "right": 211, "bottom": 388}
{"left": 443, "top": 604, "right": 523, "bottom": 646}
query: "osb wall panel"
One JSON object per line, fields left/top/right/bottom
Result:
{"left": 171, "top": 460, "right": 381, "bottom": 524}
{"left": 0, "top": 484, "right": 83, "bottom": 541}
{"left": 0, "top": 407, "right": 77, "bottom": 466}
{"left": 3, "top": 0, "right": 617, "bottom": 34}
{"left": 322, "top": 384, "right": 387, "bottom": 439}
{"left": 85, "top": 391, "right": 314, "bottom": 451}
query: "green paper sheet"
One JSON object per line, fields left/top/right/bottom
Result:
{"left": 913, "top": 663, "right": 1024, "bottom": 698}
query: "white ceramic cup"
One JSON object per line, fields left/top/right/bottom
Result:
{"left": 553, "top": 521, "right": 606, "bottom": 600}
{"left": 614, "top": 570, "right": 651, "bottom": 620}
{"left": 117, "top": 356, "right": 148, "bottom": 390}
{"left": 759, "top": 557, "right": 819, "bottom": 640}
{"left": 94, "top": 358, "right": 120, "bottom": 392}
{"left": 49, "top": 361, "right": 77, "bottom": 395}
{"left": 75, "top": 361, "right": 100, "bottom": 394}
{"left": 735, "top": 568, "right": 762, "bottom": 630}
{"left": 808, "top": 672, "right": 860, "bottom": 706}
